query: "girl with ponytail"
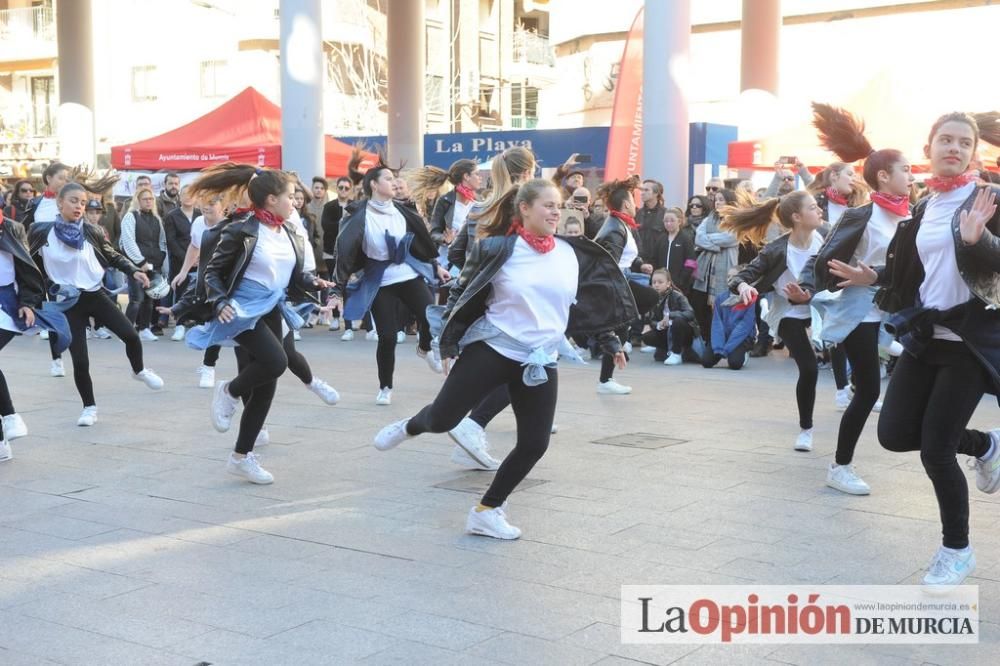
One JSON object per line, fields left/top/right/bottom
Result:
{"left": 184, "top": 163, "right": 334, "bottom": 485}
{"left": 723, "top": 190, "right": 825, "bottom": 453}
{"left": 832, "top": 111, "right": 1000, "bottom": 589}
{"left": 373, "top": 178, "right": 637, "bottom": 541}
{"left": 592, "top": 176, "right": 658, "bottom": 394}
{"left": 412, "top": 159, "right": 480, "bottom": 247}
{"left": 332, "top": 153, "right": 443, "bottom": 405}
{"left": 798, "top": 102, "right": 915, "bottom": 497}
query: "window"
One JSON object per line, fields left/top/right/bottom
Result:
{"left": 30, "top": 75, "right": 55, "bottom": 136}
{"left": 200, "top": 60, "right": 228, "bottom": 98}
{"left": 511, "top": 82, "right": 538, "bottom": 128}
{"left": 425, "top": 74, "right": 444, "bottom": 117}
{"left": 131, "top": 66, "right": 157, "bottom": 102}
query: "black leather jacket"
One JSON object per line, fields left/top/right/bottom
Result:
{"left": 429, "top": 190, "right": 458, "bottom": 245}
{"left": 644, "top": 288, "right": 698, "bottom": 331}
{"left": 593, "top": 215, "right": 645, "bottom": 272}
{"left": 202, "top": 213, "right": 318, "bottom": 316}
{"left": 799, "top": 203, "right": 876, "bottom": 295}
{"left": 447, "top": 205, "right": 483, "bottom": 269}
{"left": 171, "top": 219, "right": 231, "bottom": 324}
{"left": 651, "top": 227, "right": 696, "bottom": 294}
{"left": 875, "top": 184, "right": 1000, "bottom": 313}
{"left": 439, "top": 234, "right": 638, "bottom": 359}
{"left": 29, "top": 220, "right": 141, "bottom": 280}
{"left": 728, "top": 234, "right": 795, "bottom": 295}
{"left": 0, "top": 219, "right": 45, "bottom": 309}
{"left": 332, "top": 199, "right": 437, "bottom": 297}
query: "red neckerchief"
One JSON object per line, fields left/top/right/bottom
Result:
{"left": 610, "top": 210, "right": 639, "bottom": 229}
{"left": 43, "top": 190, "right": 56, "bottom": 199}
{"left": 455, "top": 184, "right": 476, "bottom": 203}
{"left": 825, "top": 187, "right": 848, "bottom": 206}
{"left": 925, "top": 171, "right": 976, "bottom": 193}
{"left": 870, "top": 192, "right": 910, "bottom": 217}
{"left": 253, "top": 207, "right": 284, "bottom": 229}
{"left": 506, "top": 217, "right": 555, "bottom": 254}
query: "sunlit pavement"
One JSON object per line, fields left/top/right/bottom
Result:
{"left": 1, "top": 329, "right": 998, "bottom": 664}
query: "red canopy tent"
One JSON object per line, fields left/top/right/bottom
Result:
{"left": 110, "top": 87, "right": 373, "bottom": 176}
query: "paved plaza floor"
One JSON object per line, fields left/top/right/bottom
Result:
{"left": 1, "top": 328, "right": 998, "bottom": 664}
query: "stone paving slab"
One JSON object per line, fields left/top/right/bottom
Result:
{"left": 0, "top": 330, "right": 998, "bottom": 663}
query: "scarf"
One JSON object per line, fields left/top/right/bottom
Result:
{"left": 506, "top": 218, "right": 555, "bottom": 254}
{"left": 42, "top": 190, "right": 56, "bottom": 199}
{"left": 871, "top": 192, "right": 910, "bottom": 217}
{"left": 367, "top": 198, "right": 396, "bottom": 215}
{"left": 253, "top": 207, "right": 284, "bottom": 229}
{"left": 825, "top": 187, "right": 848, "bottom": 206}
{"left": 455, "top": 184, "right": 476, "bottom": 203}
{"left": 53, "top": 217, "right": 85, "bottom": 250}
{"left": 610, "top": 210, "right": 639, "bottom": 230}
{"left": 925, "top": 171, "right": 976, "bottom": 193}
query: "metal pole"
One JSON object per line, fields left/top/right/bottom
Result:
{"left": 56, "top": 0, "right": 96, "bottom": 165}
{"left": 387, "top": 0, "right": 425, "bottom": 166}
{"left": 280, "top": 0, "right": 325, "bottom": 178}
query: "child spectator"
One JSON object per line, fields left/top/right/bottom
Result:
{"left": 702, "top": 268, "right": 756, "bottom": 370}
{"left": 640, "top": 269, "right": 698, "bottom": 365}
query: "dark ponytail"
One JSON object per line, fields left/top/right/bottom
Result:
{"left": 69, "top": 164, "right": 120, "bottom": 194}
{"left": 812, "top": 102, "right": 903, "bottom": 191}
{"left": 189, "top": 163, "right": 293, "bottom": 208}
{"left": 719, "top": 190, "right": 813, "bottom": 247}
{"left": 596, "top": 175, "right": 639, "bottom": 212}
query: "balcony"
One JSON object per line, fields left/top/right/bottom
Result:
{"left": 0, "top": 6, "right": 57, "bottom": 65}
{"left": 513, "top": 29, "right": 555, "bottom": 67}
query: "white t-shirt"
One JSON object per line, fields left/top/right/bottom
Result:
{"left": 485, "top": 237, "right": 579, "bottom": 363}
{"left": 775, "top": 232, "right": 823, "bottom": 320}
{"left": 452, "top": 198, "right": 474, "bottom": 232}
{"left": 363, "top": 202, "right": 419, "bottom": 287}
{"left": 827, "top": 200, "right": 847, "bottom": 227}
{"left": 288, "top": 209, "right": 316, "bottom": 273}
{"left": 0, "top": 250, "right": 14, "bottom": 286}
{"left": 242, "top": 225, "right": 296, "bottom": 291}
{"left": 917, "top": 182, "right": 975, "bottom": 341}
{"left": 190, "top": 216, "right": 207, "bottom": 250}
{"left": 620, "top": 228, "right": 638, "bottom": 272}
{"left": 33, "top": 197, "right": 59, "bottom": 224}
{"left": 855, "top": 203, "right": 906, "bottom": 322}
{"left": 41, "top": 227, "right": 104, "bottom": 292}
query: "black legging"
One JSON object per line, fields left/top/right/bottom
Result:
{"left": 204, "top": 345, "right": 221, "bottom": 367}
{"left": 407, "top": 342, "right": 557, "bottom": 507}
{"left": 878, "top": 341, "right": 992, "bottom": 549}
{"left": 65, "top": 290, "right": 144, "bottom": 407}
{"left": 0, "top": 330, "right": 17, "bottom": 420}
{"left": 690, "top": 289, "right": 713, "bottom": 342}
{"left": 229, "top": 308, "right": 287, "bottom": 454}
{"left": 640, "top": 319, "right": 695, "bottom": 354}
{"left": 777, "top": 317, "right": 817, "bottom": 430}
{"left": 831, "top": 344, "right": 849, "bottom": 391}
{"left": 126, "top": 274, "right": 154, "bottom": 330}
{"left": 469, "top": 386, "right": 511, "bottom": 429}
{"left": 283, "top": 330, "right": 313, "bottom": 385}
{"left": 835, "top": 322, "right": 881, "bottom": 465}
{"left": 599, "top": 327, "right": 629, "bottom": 383}
{"left": 370, "top": 277, "right": 433, "bottom": 389}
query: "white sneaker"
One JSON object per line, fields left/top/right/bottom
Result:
{"left": 923, "top": 545, "right": 975, "bottom": 589}
{"left": 139, "top": 328, "right": 158, "bottom": 342}
{"left": 226, "top": 452, "right": 273, "bottom": 484}
{"left": 597, "top": 380, "right": 631, "bottom": 395}
{"left": 328, "top": 317, "right": 341, "bottom": 331}
{"left": 417, "top": 348, "right": 443, "bottom": 374}
{"left": 551, "top": 423, "right": 558, "bottom": 434}
{"left": 2, "top": 413, "right": 28, "bottom": 440}
{"left": 623, "top": 342, "right": 633, "bottom": 354}
{"left": 826, "top": 463, "right": 871, "bottom": 495}
{"left": 971, "top": 429, "right": 1000, "bottom": 493}
{"left": 396, "top": 330, "right": 406, "bottom": 344}
{"left": 340, "top": 329, "right": 355, "bottom": 341}
{"left": 794, "top": 429, "right": 813, "bottom": 452}
{"left": 293, "top": 330, "right": 302, "bottom": 341}
{"left": 448, "top": 418, "right": 499, "bottom": 469}
{"left": 171, "top": 325, "right": 186, "bottom": 341}
{"left": 255, "top": 427, "right": 270, "bottom": 447}
{"left": 198, "top": 365, "right": 216, "bottom": 389}
{"left": 212, "top": 381, "right": 240, "bottom": 432}
{"left": 375, "top": 388, "right": 392, "bottom": 406}
{"left": 133, "top": 369, "right": 164, "bottom": 390}
{"left": 94, "top": 327, "right": 112, "bottom": 339}
{"left": 888, "top": 340, "right": 904, "bottom": 356}
{"left": 50, "top": 358, "right": 65, "bottom": 377}
{"left": 663, "top": 352, "right": 682, "bottom": 366}
{"left": 77, "top": 406, "right": 98, "bottom": 427}
{"left": 466, "top": 505, "right": 521, "bottom": 540}
{"left": 835, "top": 388, "right": 852, "bottom": 411}
{"left": 0, "top": 437, "right": 11, "bottom": 462}
{"left": 307, "top": 378, "right": 340, "bottom": 405}
{"left": 40, "top": 329, "right": 49, "bottom": 340}
{"left": 872, "top": 399, "right": 882, "bottom": 413}
{"left": 639, "top": 345, "right": 656, "bottom": 353}
{"left": 374, "top": 418, "right": 411, "bottom": 451}
{"left": 450, "top": 445, "right": 500, "bottom": 471}
{"left": 365, "top": 330, "right": 378, "bottom": 341}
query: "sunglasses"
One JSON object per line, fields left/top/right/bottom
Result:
{"left": 337, "top": 185, "right": 351, "bottom": 191}
{"left": 689, "top": 203, "right": 704, "bottom": 209}
{"left": 19, "top": 188, "right": 33, "bottom": 194}
{"left": 705, "top": 186, "right": 720, "bottom": 192}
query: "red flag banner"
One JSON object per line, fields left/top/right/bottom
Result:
{"left": 605, "top": 7, "right": 644, "bottom": 180}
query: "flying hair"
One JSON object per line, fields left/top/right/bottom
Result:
{"left": 69, "top": 165, "right": 120, "bottom": 195}
{"left": 719, "top": 190, "right": 813, "bottom": 248}
{"left": 188, "top": 163, "right": 293, "bottom": 210}
{"left": 596, "top": 175, "right": 640, "bottom": 212}
{"left": 812, "top": 101, "right": 904, "bottom": 191}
